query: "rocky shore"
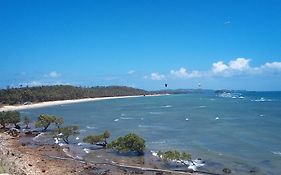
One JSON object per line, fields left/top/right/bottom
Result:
{"left": 0, "top": 132, "right": 201, "bottom": 175}
{"left": 0, "top": 132, "right": 88, "bottom": 175}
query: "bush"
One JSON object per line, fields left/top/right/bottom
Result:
{"left": 83, "top": 130, "right": 110, "bottom": 148}
{"left": 54, "top": 125, "right": 79, "bottom": 144}
{"left": 108, "top": 133, "right": 145, "bottom": 155}
{"left": 35, "top": 114, "right": 58, "bottom": 131}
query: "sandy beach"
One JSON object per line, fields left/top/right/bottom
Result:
{"left": 0, "top": 95, "right": 161, "bottom": 112}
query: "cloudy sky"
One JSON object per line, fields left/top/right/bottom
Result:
{"left": 0, "top": 0, "right": 280, "bottom": 90}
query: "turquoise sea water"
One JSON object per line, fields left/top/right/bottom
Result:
{"left": 20, "top": 91, "right": 281, "bottom": 174}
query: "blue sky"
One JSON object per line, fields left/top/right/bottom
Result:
{"left": 0, "top": 0, "right": 280, "bottom": 90}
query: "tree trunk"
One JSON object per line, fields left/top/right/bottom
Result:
{"left": 43, "top": 123, "right": 50, "bottom": 131}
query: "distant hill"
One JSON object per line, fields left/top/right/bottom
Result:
{"left": 0, "top": 85, "right": 151, "bottom": 105}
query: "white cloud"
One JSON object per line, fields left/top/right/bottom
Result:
{"left": 45, "top": 71, "right": 61, "bottom": 78}
{"left": 212, "top": 58, "right": 251, "bottom": 75}
{"left": 128, "top": 70, "right": 135, "bottom": 74}
{"left": 224, "top": 21, "right": 231, "bottom": 25}
{"left": 170, "top": 68, "right": 203, "bottom": 79}
{"left": 212, "top": 61, "right": 228, "bottom": 73}
{"left": 20, "top": 80, "right": 70, "bottom": 87}
{"left": 229, "top": 58, "right": 250, "bottom": 71}
{"left": 188, "top": 70, "right": 203, "bottom": 78}
{"left": 170, "top": 68, "right": 188, "bottom": 78}
{"left": 145, "top": 58, "right": 281, "bottom": 82}
{"left": 261, "top": 62, "right": 281, "bottom": 70}
{"left": 149, "top": 72, "right": 165, "bottom": 80}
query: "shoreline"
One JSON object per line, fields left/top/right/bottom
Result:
{"left": 0, "top": 94, "right": 163, "bottom": 112}
{"left": 0, "top": 132, "right": 196, "bottom": 175}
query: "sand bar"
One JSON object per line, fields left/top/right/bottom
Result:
{"left": 0, "top": 95, "right": 162, "bottom": 112}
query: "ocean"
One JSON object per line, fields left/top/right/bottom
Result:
{"left": 20, "top": 91, "right": 281, "bottom": 174}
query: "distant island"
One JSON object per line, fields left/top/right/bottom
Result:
{"left": 0, "top": 85, "right": 151, "bottom": 105}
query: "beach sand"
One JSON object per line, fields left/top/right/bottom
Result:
{"left": 0, "top": 95, "right": 156, "bottom": 112}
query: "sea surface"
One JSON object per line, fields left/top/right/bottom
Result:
{"left": 20, "top": 91, "right": 281, "bottom": 174}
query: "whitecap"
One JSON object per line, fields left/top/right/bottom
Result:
{"left": 151, "top": 150, "right": 158, "bottom": 157}
{"left": 33, "top": 133, "right": 45, "bottom": 141}
{"left": 54, "top": 137, "right": 59, "bottom": 144}
{"left": 185, "top": 118, "right": 189, "bottom": 121}
{"left": 77, "top": 142, "right": 83, "bottom": 146}
{"left": 120, "top": 117, "right": 134, "bottom": 120}
{"left": 138, "top": 125, "right": 154, "bottom": 128}
{"left": 162, "top": 105, "right": 172, "bottom": 108}
{"left": 83, "top": 148, "right": 90, "bottom": 153}
{"left": 272, "top": 151, "right": 281, "bottom": 156}
{"left": 59, "top": 143, "right": 65, "bottom": 146}
{"left": 151, "top": 140, "right": 166, "bottom": 144}
{"left": 239, "top": 96, "right": 245, "bottom": 99}
{"left": 259, "top": 114, "right": 264, "bottom": 117}
{"left": 215, "top": 117, "right": 220, "bottom": 120}
{"left": 86, "top": 126, "right": 97, "bottom": 129}
{"left": 149, "top": 112, "right": 162, "bottom": 115}
{"left": 114, "top": 118, "right": 119, "bottom": 122}
{"left": 199, "top": 105, "right": 206, "bottom": 108}
{"left": 58, "top": 133, "right": 63, "bottom": 136}
{"left": 75, "top": 137, "right": 79, "bottom": 140}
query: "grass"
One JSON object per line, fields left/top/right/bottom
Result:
{"left": 0, "top": 162, "right": 5, "bottom": 173}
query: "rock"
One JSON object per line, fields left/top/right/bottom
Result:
{"left": 7, "top": 128, "right": 20, "bottom": 137}
{"left": 222, "top": 168, "right": 232, "bottom": 174}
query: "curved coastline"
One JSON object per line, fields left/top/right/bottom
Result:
{"left": 0, "top": 94, "right": 163, "bottom": 112}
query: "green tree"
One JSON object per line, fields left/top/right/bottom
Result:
{"left": 0, "top": 112, "right": 8, "bottom": 129}
{"left": 108, "top": 133, "right": 145, "bottom": 155}
{"left": 23, "top": 116, "right": 32, "bottom": 129}
{"left": 6, "top": 111, "right": 20, "bottom": 128}
{"left": 83, "top": 130, "right": 111, "bottom": 148}
{"left": 0, "top": 111, "right": 20, "bottom": 129}
{"left": 35, "top": 114, "right": 57, "bottom": 131}
{"left": 54, "top": 117, "right": 64, "bottom": 129}
{"left": 157, "top": 150, "right": 192, "bottom": 167}
{"left": 54, "top": 125, "right": 79, "bottom": 144}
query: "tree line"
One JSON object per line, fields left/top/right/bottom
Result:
{"left": 0, "top": 85, "right": 151, "bottom": 105}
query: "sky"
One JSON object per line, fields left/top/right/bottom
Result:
{"left": 0, "top": 0, "right": 281, "bottom": 91}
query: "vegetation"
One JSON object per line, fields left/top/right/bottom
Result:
{"left": 35, "top": 114, "right": 61, "bottom": 131}
{"left": 54, "top": 125, "right": 79, "bottom": 144}
{"left": 23, "top": 116, "right": 32, "bottom": 129}
{"left": 0, "top": 162, "right": 5, "bottom": 173}
{"left": 0, "top": 111, "right": 20, "bottom": 129}
{"left": 157, "top": 150, "right": 193, "bottom": 168}
{"left": 54, "top": 117, "right": 64, "bottom": 129}
{"left": 108, "top": 133, "right": 145, "bottom": 155}
{"left": 157, "top": 150, "right": 191, "bottom": 162}
{"left": 0, "top": 85, "right": 150, "bottom": 105}
{"left": 83, "top": 130, "right": 110, "bottom": 148}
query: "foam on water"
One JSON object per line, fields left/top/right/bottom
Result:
{"left": 33, "top": 133, "right": 44, "bottom": 141}
{"left": 162, "top": 105, "right": 172, "bottom": 108}
{"left": 86, "top": 126, "right": 97, "bottom": 129}
{"left": 149, "top": 112, "right": 162, "bottom": 115}
{"left": 272, "top": 151, "right": 281, "bottom": 156}
{"left": 83, "top": 148, "right": 90, "bottom": 154}
{"left": 120, "top": 117, "right": 134, "bottom": 120}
